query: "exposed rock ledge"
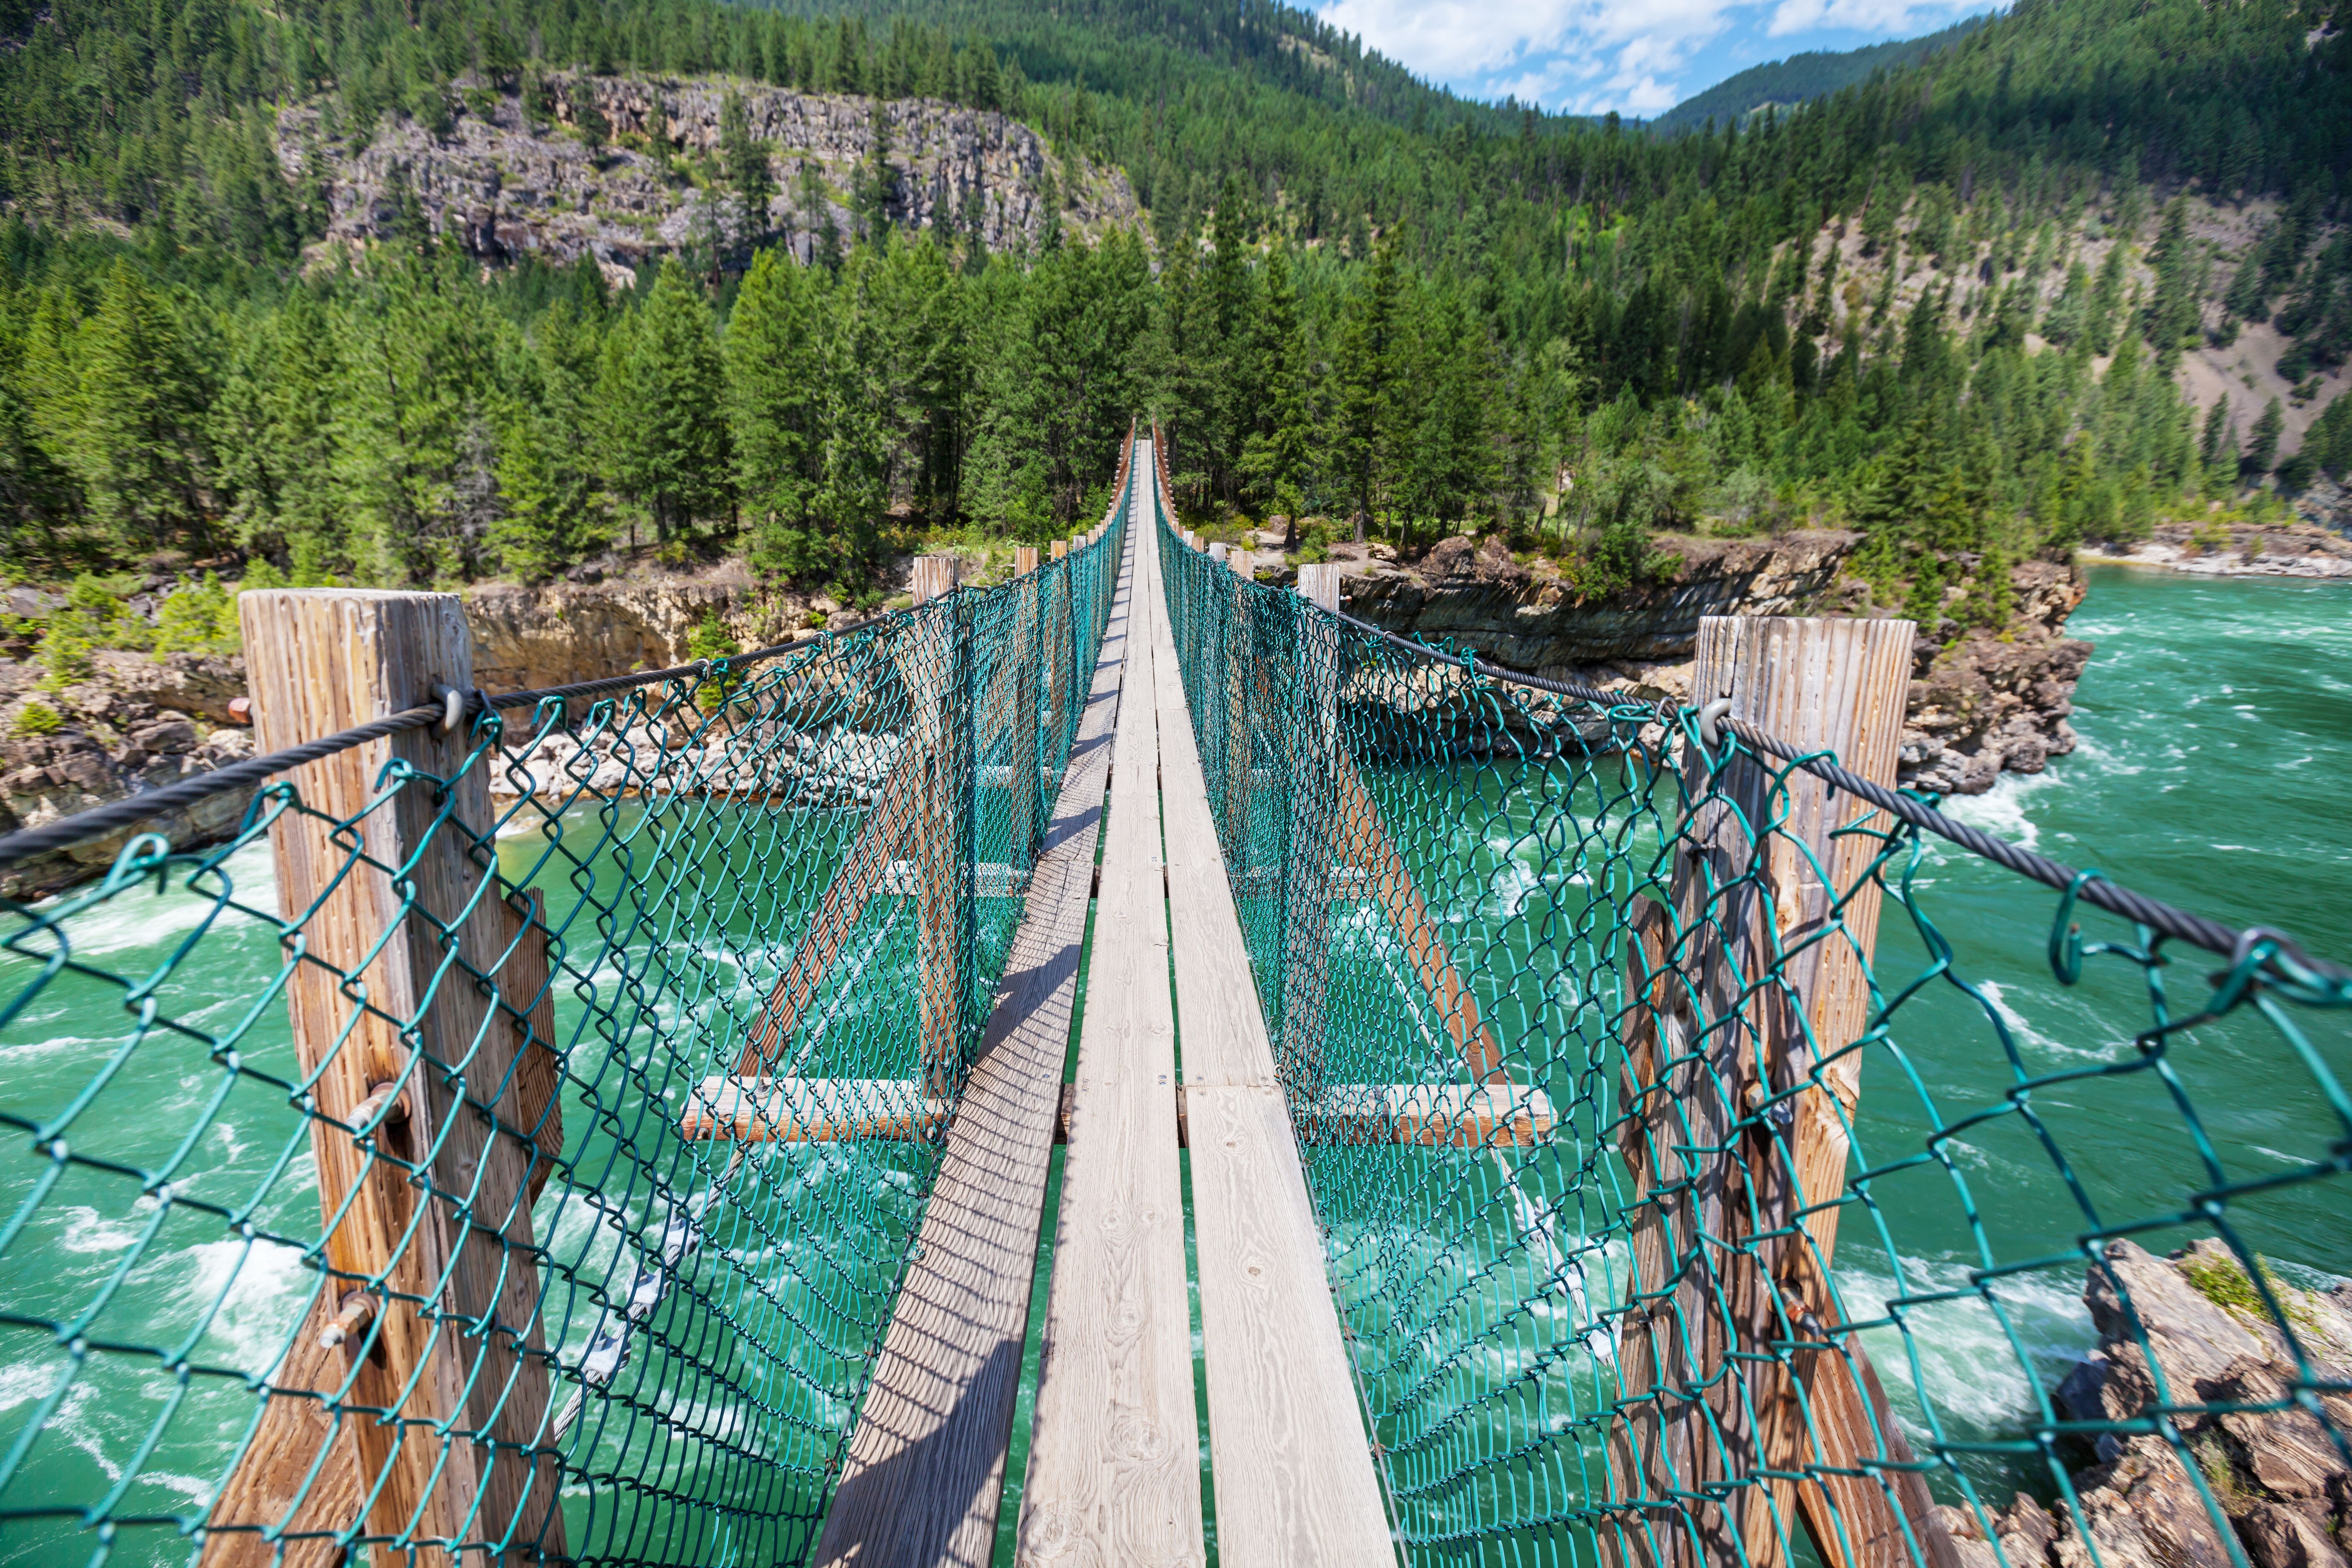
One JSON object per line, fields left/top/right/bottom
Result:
{"left": 2084, "top": 518, "right": 2352, "bottom": 580}
{"left": 1940, "top": 1240, "right": 2352, "bottom": 1568}
{"left": 1326, "top": 531, "right": 2090, "bottom": 796}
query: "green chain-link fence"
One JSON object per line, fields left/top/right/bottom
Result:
{"left": 1154, "top": 487, "right": 2351, "bottom": 1568}
{"left": 0, "top": 483, "right": 1124, "bottom": 1567}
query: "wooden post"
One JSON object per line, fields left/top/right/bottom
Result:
{"left": 1218, "top": 547, "right": 1251, "bottom": 854}
{"left": 1278, "top": 569, "right": 1344, "bottom": 1091}
{"left": 913, "top": 554, "right": 959, "bottom": 604}
{"left": 1297, "top": 564, "right": 1341, "bottom": 616}
{"left": 1014, "top": 548, "right": 1043, "bottom": 861}
{"left": 1207, "top": 542, "right": 1228, "bottom": 565}
{"left": 212, "top": 591, "right": 563, "bottom": 1566}
{"left": 1016, "top": 546, "right": 1040, "bottom": 576}
{"left": 1050, "top": 539, "right": 1069, "bottom": 561}
{"left": 904, "top": 571, "right": 970, "bottom": 1099}
{"left": 1608, "top": 615, "right": 1943, "bottom": 1568}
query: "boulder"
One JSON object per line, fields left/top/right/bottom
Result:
{"left": 2016, "top": 1241, "right": 2352, "bottom": 1568}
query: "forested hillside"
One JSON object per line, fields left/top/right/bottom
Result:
{"left": 1, "top": 0, "right": 2350, "bottom": 652}
{"left": 1648, "top": 16, "right": 1988, "bottom": 134}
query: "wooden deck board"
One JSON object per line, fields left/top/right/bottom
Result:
{"left": 1016, "top": 451, "right": 1207, "bottom": 1568}
{"left": 810, "top": 518, "right": 1135, "bottom": 1568}
{"left": 1150, "top": 490, "right": 1399, "bottom": 1565}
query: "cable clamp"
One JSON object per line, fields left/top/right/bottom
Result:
{"left": 431, "top": 684, "right": 464, "bottom": 735}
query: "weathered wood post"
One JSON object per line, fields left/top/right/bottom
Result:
{"left": 1220, "top": 545, "right": 1253, "bottom": 856}
{"left": 212, "top": 591, "right": 564, "bottom": 1566}
{"left": 1012, "top": 549, "right": 1043, "bottom": 860}
{"left": 909, "top": 558, "right": 970, "bottom": 1101}
{"left": 1610, "top": 614, "right": 1947, "bottom": 1568}
{"left": 911, "top": 554, "right": 959, "bottom": 605}
{"left": 1278, "top": 565, "right": 1346, "bottom": 1093}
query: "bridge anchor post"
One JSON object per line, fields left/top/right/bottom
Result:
{"left": 1610, "top": 614, "right": 1957, "bottom": 1568}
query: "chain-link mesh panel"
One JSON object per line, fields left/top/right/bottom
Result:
{"left": 0, "top": 488, "right": 1126, "bottom": 1567}
{"left": 1154, "top": 491, "right": 2351, "bottom": 1568}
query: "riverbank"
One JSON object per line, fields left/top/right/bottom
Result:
{"left": 2083, "top": 516, "right": 2352, "bottom": 579}
{"left": 1300, "top": 529, "right": 2092, "bottom": 797}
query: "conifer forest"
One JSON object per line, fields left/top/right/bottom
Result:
{"left": 2, "top": 0, "right": 2351, "bottom": 634}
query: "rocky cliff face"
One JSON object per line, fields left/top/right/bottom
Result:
{"left": 276, "top": 76, "right": 1140, "bottom": 281}
{"left": 465, "top": 565, "right": 769, "bottom": 690}
{"left": 1326, "top": 531, "right": 2089, "bottom": 795}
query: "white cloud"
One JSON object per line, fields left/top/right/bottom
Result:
{"left": 1317, "top": 0, "right": 1990, "bottom": 119}
{"left": 1766, "top": 0, "right": 1975, "bottom": 35}
{"left": 1317, "top": 0, "right": 1587, "bottom": 79}
{"left": 1318, "top": 0, "right": 1738, "bottom": 116}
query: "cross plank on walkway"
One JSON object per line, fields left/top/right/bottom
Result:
{"left": 1150, "top": 483, "right": 1399, "bottom": 1565}
{"left": 1017, "top": 451, "right": 1207, "bottom": 1568}
{"left": 811, "top": 518, "right": 1135, "bottom": 1568}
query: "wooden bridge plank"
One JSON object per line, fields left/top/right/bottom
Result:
{"left": 1017, "top": 455, "right": 1207, "bottom": 1568}
{"left": 810, "top": 523, "right": 1135, "bottom": 1568}
{"left": 1151, "top": 491, "right": 1398, "bottom": 1565}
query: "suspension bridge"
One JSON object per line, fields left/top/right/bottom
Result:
{"left": 0, "top": 431, "right": 2343, "bottom": 1568}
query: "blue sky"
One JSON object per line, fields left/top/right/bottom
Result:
{"left": 1313, "top": 0, "right": 2004, "bottom": 119}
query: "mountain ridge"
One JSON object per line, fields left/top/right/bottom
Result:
{"left": 1649, "top": 13, "right": 1995, "bottom": 132}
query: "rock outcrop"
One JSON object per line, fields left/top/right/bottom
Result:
{"left": 0, "top": 562, "right": 841, "bottom": 897}
{"left": 0, "top": 652, "right": 258, "bottom": 901}
{"left": 1939, "top": 1240, "right": 2352, "bottom": 1568}
{"left": 1324, "top": 532, "right": 2090, "bottom": 795}
{"left": 1342, "top": 530, "right": 1857, "bottom": 668}
{"left": 276, "top": 76, "right": 1140, "bottom": 280}
{"left": 465, "top": 564, "right": 768, "bottom": 691}
{"left": 1898, "top": 561, "right": 2090, "bottom": 796}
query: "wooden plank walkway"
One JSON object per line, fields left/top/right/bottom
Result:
{"left": 1018, "top": 451, "right": 1207, "bottom": 1567}
{"left": 1148, "top": 516, "right": 1399, "bottom": 1565}
{"left": 810, "top": 441, "right": 1397, "bottom": 1565}
{"left": 811, "top": 520, "right": 1136, "bottom": 1568}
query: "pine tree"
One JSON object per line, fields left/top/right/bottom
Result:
{"left": 727, "top": 247, "right": 827, "bottom": 576}
{"left": 2242, "top": 397, "right": 2284, "bottom": 480}
{"left": 2199, "top": 399, "right": 2234, "bottom": 470}
{"left": 721, "top": 90, "right": 774, "bottom": 257}
{"left": 611, "top": 260, "right": 732, "bottom": 545}
{"left": 68, "top": 260, "right": 214, "bottom": 559}
{"left": 1332, "top": 233, "right": 1406, "bottom": 535}
{"left": 1238, "top": 243, "right": 1313, "bottom": 539}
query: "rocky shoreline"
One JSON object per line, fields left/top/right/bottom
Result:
{"left": 2082, "top": 516, "right": 2352, "bottom": 580}
{"left": 1312, "top": 530, "right": 2091, "bottom": 798}
{"left": 1941, "top": 1240, "right": 2352, "bottom": 1568}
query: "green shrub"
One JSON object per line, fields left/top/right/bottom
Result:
{"left": 38, "top": 609, "right": 101, "bottom": 689}
{"left": 688, "top": 611, "right": 743, "bottom": 708}
{"left": 13, "top": 701, "right": 62, "bottom": 736}
{"left": 687, "top": 611, "right": 740, "bottom": 661}
{"left": 153, "top": 573, "right": 241, "bottom": 656}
